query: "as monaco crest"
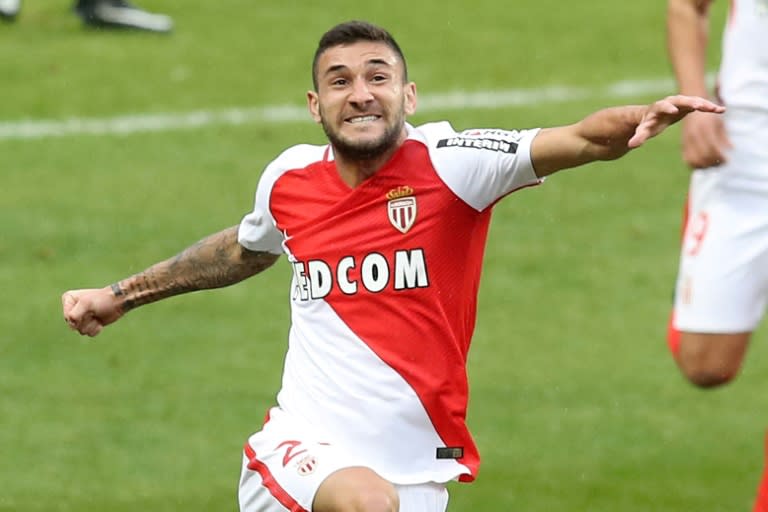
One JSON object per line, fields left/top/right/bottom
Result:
{"left": 386, "top": 186, "right": 417, "bottom": 234}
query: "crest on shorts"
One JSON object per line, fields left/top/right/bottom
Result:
{"left": 386, "top": 185, "right": 417, "bottom": 234}
{"left": 296, "top": 455, "right": 317, "bottom": 476}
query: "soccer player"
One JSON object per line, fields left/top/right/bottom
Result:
{"left": 0, "top": 0, "right": 172, "bottom": 32}
{"left": 666, "top": 0, "right": 768, "bottom": 509}
{"left": 62, "top": 20, "right": 723, "bottom": 512}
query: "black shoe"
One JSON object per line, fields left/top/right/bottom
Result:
{"left": 74, "top": 0, "right": 173, "bottom": 33}
{"left": 0, "top": 0, "right": 20, "bottom": 21}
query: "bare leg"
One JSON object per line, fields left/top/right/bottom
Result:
{"left": 313, "top": 467, "right": 399, "bottom": 512}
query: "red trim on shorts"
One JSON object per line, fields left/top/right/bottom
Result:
{"left": 667, "top": 195, "right": 690, "bottom": 355}
{"left": 243, "top": 442, "right": 309, "bottom": 512}
{"left": 754, "top": 431, "right": 768, "bottom": 512}
{"left": 667, "top": 311, "right": 681, "bottom": 356}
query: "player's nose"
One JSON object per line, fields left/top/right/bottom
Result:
{"left": 348, "top": 78, "right": 374, "bottom": 105}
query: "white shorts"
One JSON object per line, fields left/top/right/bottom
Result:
{"left": 672, "top": 109, "right": 768, "bottom": 333}
{"left": 238, "top": 407, "right": 450, "bottom": 512}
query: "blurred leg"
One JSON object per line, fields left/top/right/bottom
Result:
{"left": 668, "top": 330, "right": 750, "bottom": 388}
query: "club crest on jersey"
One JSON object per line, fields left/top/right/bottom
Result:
{"left": 386, "top": 185, "right": 417, "bottom": 234}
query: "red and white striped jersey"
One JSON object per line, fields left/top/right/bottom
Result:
{"left": 719, "top": 0, "right": 768, "bottom": 110}
{"left": 238, "top": 121, "right": 541, "bottom": 485}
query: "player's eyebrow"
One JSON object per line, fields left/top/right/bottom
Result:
{"left": 323, "top": 58, "right": 394, "bottom": 78}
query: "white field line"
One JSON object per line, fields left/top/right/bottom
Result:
{"left": 0, "top": 77, "right": 677, "bottom": 141}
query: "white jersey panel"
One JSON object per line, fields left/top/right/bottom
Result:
{"left": 719, "top": 0, "right": 768, "bottom": 111}
{"left": 410, "top": 122, "right": 541, "bottom": 211}
{"left": 238, "top": 144, "right": 327, "bottom": 254}
{"left": 277, "top": 278, "right": 471, "bottom": 484}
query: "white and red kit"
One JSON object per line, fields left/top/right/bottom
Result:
{"left": 672, "top": 0, "right": 768, "bottom": 335}
{"left": 236, "top": 121, "right": 540, "bottom": 507}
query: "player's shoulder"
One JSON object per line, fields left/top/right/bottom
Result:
{"left": 408, "top": 121, "right": 459, "bottom": 145}
{"left": 268, "top": 143, "right": 327, "bottom": 172}
{"left": 259, "top": 143, "right": 327, "bottom": 182}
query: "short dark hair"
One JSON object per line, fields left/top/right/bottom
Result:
{"left": 312, "top": 20, "right": 408, "bottom": 90}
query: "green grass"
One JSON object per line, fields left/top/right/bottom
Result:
{"left": 3, "top": 1, "right": 764, "bottom": 511}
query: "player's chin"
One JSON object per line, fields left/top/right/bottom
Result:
{"left": 342, "top": 121, "right": 382, "bottom": 135}
{"left": 340, "top": 128, "right": 383, "bottom": 147}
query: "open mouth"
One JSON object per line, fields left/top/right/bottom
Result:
{"left": 345, "top": 115, "right": 381, "bottom": 124}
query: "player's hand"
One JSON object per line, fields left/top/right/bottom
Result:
{"left": 628, "top": 95, "right": 726, "bottom": 149}
{"left": 680, "top": 110, "right": 732, "bottom": 169}
{"left": 62, "top": 287, "right": 124, "bottom": 337}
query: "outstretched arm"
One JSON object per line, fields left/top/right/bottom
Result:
{"left": 62, "top": 225, "right": 280, "bottom": 337}
{"left": 529, "top": 94, "right": 725, "bottom": 177}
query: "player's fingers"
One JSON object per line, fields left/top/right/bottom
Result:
{"left": 631, "top": 109, "right": 679, "bottom": 147}
{"left": 683, "top": 129, "right": 710, "bottom": 166}
{"left": 671, "top": 95, "right": 724, "bottom": 114}
{"left": 659, "top": 101, "right": 682, "bottom": 116}
{"left": 682, "top": 114, "right": 727, "bottom": 168}
{"left": 61, "top": 291, "right": 77, "bottom": 314}
{"left": 683, "top": 139, "right": 713, "bottom": 168}
{"left": 65, "top": 295, "right": 93, "bottom": 325}
{"left": 628, "top": 127, "right": 650, "bottom": 148}
{"left": 701, "top": 123, "right": 729, "bottom": 165}
{"left": 78, "top": 316, "right": 103, "bottom": 337}
{"left": 62, "top": 293, "right": 82, "bottom": 330}
{"left": 696, "top": 100, "right": 726, "bottom": 114}
{"left": 65, "top": 308, "right": 88, "bottom": 331}
{"left": 685, "top": 137, "right": 725, "bottom": 168}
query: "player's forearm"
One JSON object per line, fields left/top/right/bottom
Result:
{"left": 667, "top": 0, "right": 711, "bottom": 96}
{"left": 531, "top": 105, "right": 647, "bottom": 176}
{"left": 112, "top": 226, "right": 279, "bottom": 312}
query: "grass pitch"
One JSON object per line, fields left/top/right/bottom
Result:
{"left": 2, "top": 1, "right": 765, "bottom": 511}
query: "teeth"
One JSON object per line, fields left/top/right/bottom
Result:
{"left": 348, "top": 115, "right": 378, "bottom": 123}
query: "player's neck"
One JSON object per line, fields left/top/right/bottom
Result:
{"left": 334, "top": 157, "right": 387, "bottom": 187}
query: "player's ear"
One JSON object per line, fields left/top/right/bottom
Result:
{"left": 307, "top": 91, "right": 322, "bottom": 123}
{"left": 404, "top": 82, "right": 417, "bottom": 116}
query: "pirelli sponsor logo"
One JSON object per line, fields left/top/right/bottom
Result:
{"left": 436, "top": 136, "right": 518, "bottom": 154}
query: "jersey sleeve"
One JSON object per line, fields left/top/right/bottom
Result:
{"left": 417, "top": 121, "right": 542, "bottom": 211}
{"left": 237, "top": 158, "right": 287, "bottom": 255}
{"left": 238, "top": 144, "right": 328, "bottom": 254}
{"left": 237, "top": 150, "right": 290, "bottom": 254}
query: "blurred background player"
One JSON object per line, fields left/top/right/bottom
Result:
{"left": 666, "top": 0, "right": 768, "bottom": 509}
{"left": 0, "top": 0, "right": 18, "bottom": 20}
{"left": 0, "top": 0, "right": 172, "bottom": 32}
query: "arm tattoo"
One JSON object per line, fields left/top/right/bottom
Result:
{"left": 114, "top": 226, "right": 279, "bottom": 313}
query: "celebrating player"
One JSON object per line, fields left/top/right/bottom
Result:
{"left": 62, "top": 20, "right": 724, "bottom": 512}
